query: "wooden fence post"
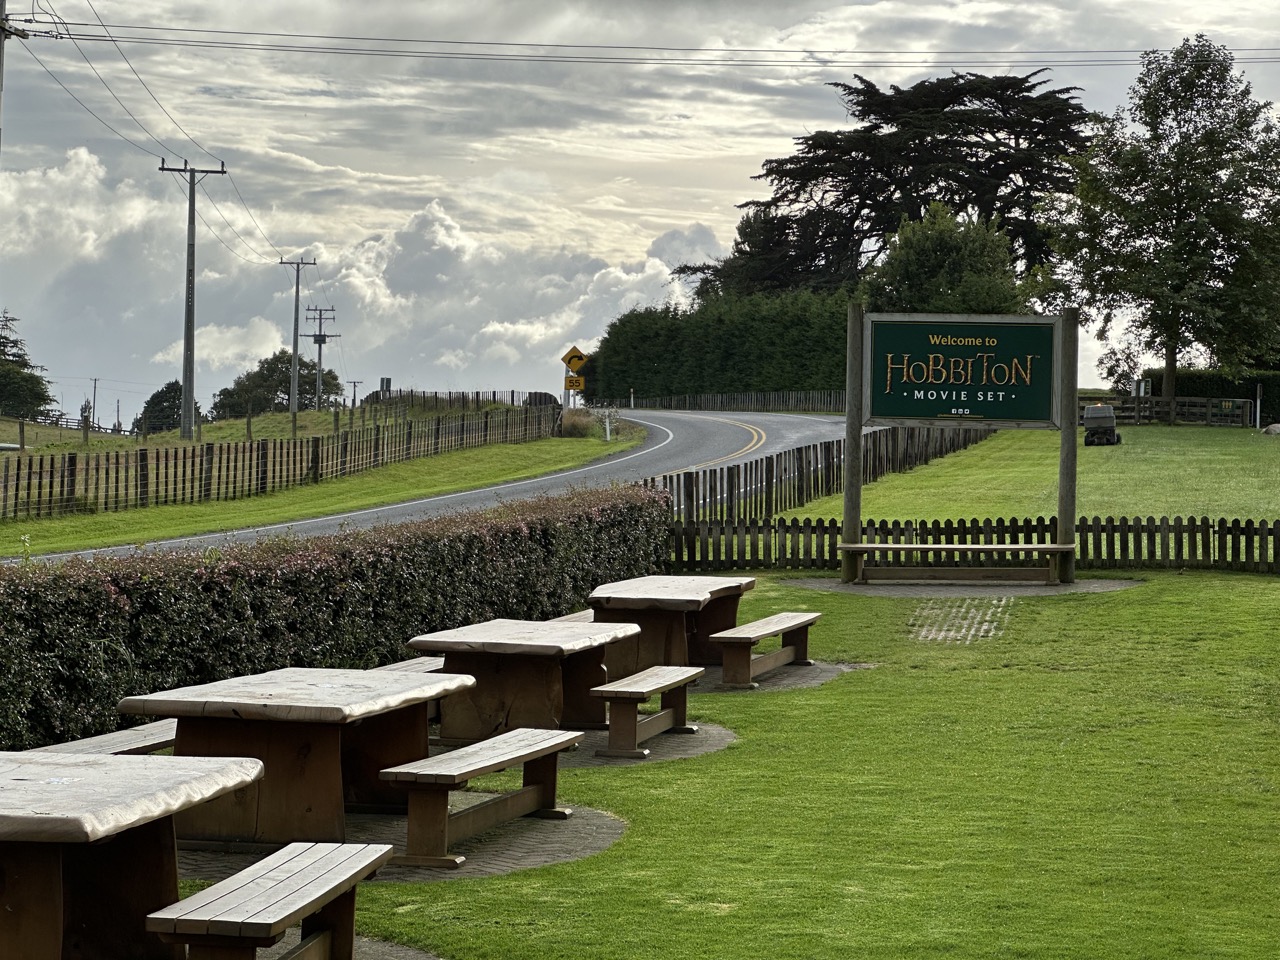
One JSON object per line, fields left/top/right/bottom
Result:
{"left": 138, "top": 449, "right": 150, "bottom": 508}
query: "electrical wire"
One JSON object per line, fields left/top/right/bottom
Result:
{"left": 33, "top": 20, "right": 1280, "bottom": 66}
{"left": 17, "top": 40, "right": 162, "bottom": 157}
{"left": 80, "top": 0, "right": 222, "bottom": 164}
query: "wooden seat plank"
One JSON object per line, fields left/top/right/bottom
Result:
{"left": 31, "top": 719, "right": 178, "bottom": 756}
{"left": 382, "top": 728, "right": 581, "bottom": 785}
{"left": 380, "top": 727, "right": 582, "bottom": 867}
{"left": 590, "top": 666, "right": 703, "bottom": 758}
{"left": 147, "top": 841, "right": 391, "bottom": 943}
{"left": 369, "top": 656, "right": 446, "bottom": 674}
{"left": 709, "top": 612, "right": 821, "bottom": 689}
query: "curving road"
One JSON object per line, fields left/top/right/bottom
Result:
{"left": 37, "top": 410, "right": 850, "bottom": 560}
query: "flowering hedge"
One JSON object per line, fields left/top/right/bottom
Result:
{"left": 0, "top": 485, "right": 670, "bottom": 749}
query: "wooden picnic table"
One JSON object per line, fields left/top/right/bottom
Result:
{"left": 587, "top": 574, "right": 756, "bottom": 674}
{"left": 117, "top": 666, "right": 475, "bottom": 847}
{"left": 0, "top": 750, "right": 263, "bottom": 960}
{"left": 406, "top": 618, "right": 641, "bottom": 743}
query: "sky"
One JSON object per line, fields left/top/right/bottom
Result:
{"left": 2, "top": 2, "right": 1279, "bottom": 426}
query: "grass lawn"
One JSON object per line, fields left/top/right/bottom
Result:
{"left": 354, "top": 569, "right": 1278, "bottom": 959}
{"left": 789, "top": 424, "right": 1280, "bottom": 522}
{"left": 0, "top": 435, "right": 639, "bottom": 557}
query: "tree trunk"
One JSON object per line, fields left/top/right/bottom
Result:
{"left": 1162, "top": 339, "right": 1178, "bottom": 424}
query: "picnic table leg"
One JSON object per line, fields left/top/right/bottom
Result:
{"left": 1, "top": 843, "right": 65, "bottom": 960}
{"left": 438, "top": 653, "right": 564, "bottom": 742}
{"left": 341, "top": 701, "right": 433, "bottom": 809}
{"left": 598, "top": 698, "right": 646, "bottom": 758}
{"left": 596, "top": 608, "right": 686, "bottom": 672}
{"left": 560, "top": 649, "right": 609, "bottom": 729}
{"left": 686, "top": 596, "right": 743, "bottom": 665}
{"left": 175, "top": 718, "right": 346, "bottom": 845}
{"left": 63, "top": 816, "right": 184, "bottom": 960}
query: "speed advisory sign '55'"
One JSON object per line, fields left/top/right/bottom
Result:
{"left": 864, "top": 313, "right": 1061, "bottom": 429}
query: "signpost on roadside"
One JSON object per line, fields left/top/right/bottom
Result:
{"left": 842, "top": 307, "right": 1079, "bottom": 582}
{"left": 562, "top": 346, "right": 588, "bottom": 408}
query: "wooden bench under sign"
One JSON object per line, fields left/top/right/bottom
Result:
{"left": 838, "top": 542, "right": 1075, "bottom": 584}
{"left": 146, "top": 840, "right": 392, "bottom": 959}
{"left": 29, "top": 718, "right": 178, "bottom": 756}
{"left": 590, "top": 665, "right": 704, "bottom": 759}
{"left": 380, "top": 727, "right": 583, "bottom": 868}
{"left": 709, "top": 612, "right": 820, "bottom": 689}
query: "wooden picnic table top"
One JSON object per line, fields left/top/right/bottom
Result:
{"left": 407, "top": 618, "right": 640, "bottom": 657}
{"left": 0, "top": 751, "right": 263, "bottom": 843}
{"left": 117, "top": 667, "right": 476, "bottom": 725}
{"left": 587, "top": 575, "right": 756, "bottom": 612}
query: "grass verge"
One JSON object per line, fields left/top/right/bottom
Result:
{"left": 357, "top": 569, "right": 1279, "bottom": 959}
{"left": 0, "top": 435, "right": 639, "bottom": 557}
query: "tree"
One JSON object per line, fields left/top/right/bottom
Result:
{"left": 859, "top": 204, "right": 1032, "bottom": 313}
{"left": 131, "top": 380, "right": 193, "bottom": 434}
{"left": 0, "top": 309, "right": 55, "bottom": 420}
{"left": 211, "top": 349, "right": 342, "bottom": 419}
{"left": 686, "top": 70, "right": 1091, "bottom": 297}
{"left": 1051, "top": 35, "right": 1280, "bottom": 410}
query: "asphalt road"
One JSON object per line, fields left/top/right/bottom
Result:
{"left": 38, "top": 410, "right": 850, "bottom": 560}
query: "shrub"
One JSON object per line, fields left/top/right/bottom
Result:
{"left": 0, "top": 485, "right": 671, "bottom": 749}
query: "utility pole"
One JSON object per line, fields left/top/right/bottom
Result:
{"left": 280, "top": 256, "right": 315, "bottom": 438}
{"left": 306, "top": 306, "right": 338, "bottom": 410}
{"left": 159, "top": 158, "right": 227, "bottom": 440}
{"left": 91, "top": 377, "right": 98, "bottom": 428}
{"left": 0, "top": 0, "right": 30, "bottom": 162}
{"left": 347, "top": 379, "right": 362, "bottom": 432}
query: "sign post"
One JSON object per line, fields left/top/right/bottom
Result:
{"left": 843, "top": 310, "right": 1078, "bottom": 582}
{"left": 561, "top": 346, "right": 588, "bottom": 408}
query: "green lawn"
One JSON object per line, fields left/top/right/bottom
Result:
{"left": 790, "top": 424, "right": 1280, "bottom": 521}
{"left": 357, "top": 569, "right": 1279, "bottom": 959}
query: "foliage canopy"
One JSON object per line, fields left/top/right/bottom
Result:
{"left": 1051, "top": 35, "right": 1280, "bottom": 398}
{"left": 211, "top": 349, "right": 342, "bottom": 419}
{"left": 0, "top": 309, "right": 54, "bottom": 420}
{"left": 683, "top": 70, "right": 1091, "bottom": 297}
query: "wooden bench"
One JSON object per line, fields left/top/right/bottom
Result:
{"left": 838, "top": 542, "right": 1076, "bottom": 584}
{"left": 708, "top": 612, "right": 820, "bottom": 689}
{"left": 29, "top": 718, "right": 178, "bottom": 756}
{"left": 146, "top": 841, "right": 392, "bottom": 959}
{"left": 590, "top": 665, "right": 704, "bottom": 759}
{"left": 380, "top": 727, "right": 583, "bottom": 868}
{"left": 369, "top": 655, "right": 446, "bottom": 673}
{"left": 548, "top": 609, "right": 595, "bottom": 622}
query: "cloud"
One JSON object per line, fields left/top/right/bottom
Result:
{"left": 151, "top": 316, "right": 285, "bottom": 371}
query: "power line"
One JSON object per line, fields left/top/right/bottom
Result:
{"left": 79, "top": 0, "right": 221, "bottom": 165}
{"left": 17, "top": 39, "right": 161, "bottom": 156}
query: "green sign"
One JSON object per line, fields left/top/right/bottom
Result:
{"left": 864, "top": 314, "right": 1060, "bottom": 428}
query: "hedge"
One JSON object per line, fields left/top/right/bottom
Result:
{"left": 0, "top": 485, "right": 671, "bottom": 750}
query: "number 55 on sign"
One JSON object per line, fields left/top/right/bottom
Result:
{"left": 564, "top": 376, "right": 585, "bottom": 391}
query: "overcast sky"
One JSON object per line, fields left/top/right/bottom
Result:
{"left": 3, "top": 2, "right": 1279, "bottom": 425}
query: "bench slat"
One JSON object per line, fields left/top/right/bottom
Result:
{"left": 548, "top": 609, "right": 595, "bottom": 622}
{"left": 591, "top": 666, "right": 704, "bottom": 700}
{"left": 369, "top": 656, "right": 446, "bottom": 674}
{"left": 381, "top": 728, "right": 583, "bottom": 785}
{"left": 32, "top": 719, "right": 178, "bottom": 756}
{"left": 710, "top": 612, "right": 821, "bottom": 643}
{"left": 147, "top": 842, "right": 392, "bottom": 939}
